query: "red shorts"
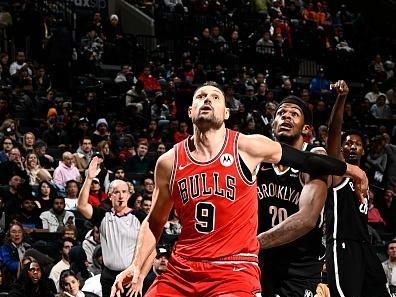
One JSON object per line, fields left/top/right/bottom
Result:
{"left": 145, "top": 253, "right": 261, "bottom": 297}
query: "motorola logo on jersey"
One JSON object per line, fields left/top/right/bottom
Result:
{"left": 220, "top": 153, "right": 234, "bottom": 167}
{"left": 177, "top": 172, "right": 236, "bottom": 204}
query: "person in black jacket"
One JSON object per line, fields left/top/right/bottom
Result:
{"left": 8, "top": 259, "right": 56, "bottom": 297}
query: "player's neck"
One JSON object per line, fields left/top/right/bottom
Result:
{"left": 191, "top": 126, "right": 226, "bottom": 160}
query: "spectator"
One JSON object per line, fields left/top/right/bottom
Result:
{"left": 24, "top": 152, "right": 51, "bottom": 187}
{"left": 82, "top": 226, "right": 101, "bottom": 267}
{"left": 1, "top": 174, "right": 24, "bottom": 218}
{"left": 88, "top": 246, "right": 103, "bottom": 276}
{"left": 8, "top": 259, "right": 55, "bottom": 297}
{"left": 141, "top": 176, "right": 155, "bottom": 199}
{"left": 141, "top": 197, "right": 152, "bottom": 215}
{"left": 128, "top": 192, "right": 143, "bottom": 210}
{"left": 88, "top": 177, "right": 106, "bottom": 208}
{"left": 173, "top": 121, "right": 189, "bottom": 143}
{"left": 74, "top": 137, "right": 93, "bottom": 171}
{"left": 62, "top": 225, "right": 78, "bottom": 242}
{"left": 142, "top": 245, "right": 170, "bottom": 295}
{"left": 365, "top": 82, "right": 388, "bottom": 104}
{"left": 12, "top": 196, "right": 42, "bottom": 231}
{"left": 0, "top": 136, "right": 14, "bottom": 163}
{"left": 164, "top": 208, "right": 181, "bottom": 235}
{"left": 39, "top": 196, "right": 75, "bottom": 232}
{"left": 68, "top": 246, "right": 93, "bottom": 288}
{"left": 59, "top": 269, "right": 86, "bottom": 297}
{"left": 49, "top": 237, "right": 74, "bottom": 292}
{"left": 92, "top": 118, "right": 110, "bottom": 146}
{"left": 125, "top": 141, "right": 151, "bottom": 176}
{"left": 9, "top": 51, "right": 32, "bottom": 76}
{"left": 64, "top": 180, "right": 79, "bottom": 211}
{"left": 53, "top": 152, "right": 81, "bottom": 186}
{"left": 370, "top": 94, "right": 392, "bottom": 120}
{"left": 0, "top": 147, "right": 26, "bottom": 184}
{"left": 138, "top": 66, "right": 161, "bottom": 91}
{"left": 0, "top": 222, "right": 31, "bottom": 280}
{"left": 114, "top": 64, "right": 137, "bottom": 85}
{"left": 33, "top": 140, "right": 55, "bottom": 169}
{"left": 309, "top": 68, "right": 331, "bottom": 100}
{"left": 80, "top": 26, "right": 104, "bottom": 71}
{"left": 256, "top": 31, "right": 274, "bottom": 56}
{"left": 35, "top": 180, "right": 54, "bottom": 211}
{"left": 382, "top": 240, "right": 396, "bottom": 293}
{"left": 21, "top": 132, "right": 35, "bottom": 154}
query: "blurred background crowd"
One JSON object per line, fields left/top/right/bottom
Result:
{"left": 0, "top": 0, "right": 394, "bottom": 296}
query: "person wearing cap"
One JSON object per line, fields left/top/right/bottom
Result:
{"left": 257, "top": 94, "right": 329, "bottom": 297}
{"left": 142, "top": 245, "right": 170, "bottom": 295}
{"left": 92, "top": 118, "right": 110, "bottom": 146}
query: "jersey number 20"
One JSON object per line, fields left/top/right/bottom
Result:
{"left": 269, "top": 206, "right": 288, "bottom": 227}
{"left": 195, "top": 202, "right": 215, "bottom": 233}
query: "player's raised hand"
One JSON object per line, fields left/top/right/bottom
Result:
{"left": 111, "top": 264, "right": 141, "bottom": 297}
{"left": 87, "top": 156, "right": 102, "bottom": 179}
{"left": 345, "top": 163, "right": 369, "bottom": 202}
{"left": 330, "top": 80, "right": 349, "bottom": 97}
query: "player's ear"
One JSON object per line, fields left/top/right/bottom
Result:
{"left": 302, "top": 124, "right": 311, "bottom": 136}
{"left": 188, "top": 106, "right": 192, "bottom": 118}
{"left": 224, "top": 107, "right": 230, "bottom": 120}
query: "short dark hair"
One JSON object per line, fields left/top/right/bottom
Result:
{"left": 194, "top": 81, "right": 225, "bottom": 98}
{"left": 277, "top": 95, "right": 313, "bottom": 125}
{"left": 341, "top": 130, "right": 365, "bottom": 145}
{"left": 386, "top": 239, "right": 396, "bottom": 249}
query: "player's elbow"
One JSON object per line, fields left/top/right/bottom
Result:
{"left": 302, "top": 215, "right": 318, "bottom": 230}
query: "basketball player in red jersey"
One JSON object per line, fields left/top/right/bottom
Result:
{"left": 111, "top": 82, "right": 368, "bottom": 297}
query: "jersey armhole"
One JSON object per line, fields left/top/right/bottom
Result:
{"left": 168, "top": 144, "right": 178, "bottom": 194}
{"left": 234, "top": 132, "right": 256, "bottom": 186}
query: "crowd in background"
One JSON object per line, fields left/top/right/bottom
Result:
{"left": 0, "top": 0, "right": 394, "bottom": 296}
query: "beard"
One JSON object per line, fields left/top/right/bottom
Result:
{"left": 275, "top": 131, "right": 301, "bottom": 145}
{"left": 192, "top": 114, "right": 223, "bottom": 131}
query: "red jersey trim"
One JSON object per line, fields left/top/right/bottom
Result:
{"left": 169, "top": 144, "right": 178, "bottom": 193}
{"left": 184, "top": 128, "right": 229, "bottom": 166}
{"left": 234, "top": 132, "right": 256, "bottom": 186}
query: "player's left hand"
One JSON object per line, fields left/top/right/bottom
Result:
{"left": 330, "top": 80, "right": 349, "bottom": 97}
{"left": 111, "top": 264, "right": 142, "bottom": 297}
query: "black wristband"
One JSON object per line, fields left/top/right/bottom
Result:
{"left": 279, "top": 143, "right": 347, "bottom": 176}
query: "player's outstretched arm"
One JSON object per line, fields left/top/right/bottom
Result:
{"left": 111, "top": 150, "right": 174, "bottom": 297}
{"left": 77, "top": 156, "right": 101, "bottom": 219}
{"left": 327, "top": 80, "right": 349, "bottom": 159}
{"left": 258, "top": 177, "right": 328, "bottom": 249}
{"left": 238, "top": 134, "right": 368, "bottom": 199}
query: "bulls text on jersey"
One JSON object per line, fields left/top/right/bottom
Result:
{"left": 177, "top": 172, "right": 236, "bottom": 204}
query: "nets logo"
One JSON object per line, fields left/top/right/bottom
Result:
{"left": 304, "top": 290, "right": 313, "bottom": 297}
{"left": 220, "top": 153, "right": 234, "bottom": 167}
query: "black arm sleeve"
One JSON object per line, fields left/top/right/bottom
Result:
{"left": 279, "top": 143, "right": 347, "bottom": 176}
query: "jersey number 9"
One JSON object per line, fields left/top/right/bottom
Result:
{"left": 195, "top": 202, "right": 215, "bottom": 233}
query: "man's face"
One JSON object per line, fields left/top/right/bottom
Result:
{"left": 144, "top": 179, "right": 154, "bottom": 194}
{"left": 115, "top": 169, "right": 125, "bottom": 179}
{"left": 137, "top": 144, "right": 148, "bottom": 157}
{"left": 67, "top": 182, "right": 79, "bottom": 197}
{"left": 3, "top": 139, "right": 13, "bottom": 151}
{"left": 154, "top": 255, "right": 169, "bottom": 273}
{"left": 16, "top": 52, "right": 25, "bottom": 64}
{"left": 142, "top": 200, "right": 152, "bottom": 215}
{"left": 272, "top": 103, "right": 306, "bottom": 144}
{"left": 27, "top": 262, "right": 42, "bottom": 284}
{"left": 134, "top": 195, "right": 143, "bottom": 210}
{"left": 9, "top": 148, "right": 21, "bottom": 163}
{"left": 52, "top": 198, "right": 65, "bottom": 214}
{"left": 388, "top": 243, "right": 396, "bottom": 259}
{"left": 62, "top": 240, "right": 74, "bottom": 260}
{"left": 189, "top": 85, "right": 229, "bottom": 130}
{"left": 82, "top": 139, "right": 92, "bottom": 153}
{"left": 9, "top": 175, "right": 22, "bottom": 189}
{"left": 22, "top": 199, "right": 36, "bottom": 213}
{"left": 110, "top": 182, "right": 130, "bottom": 210}
{"left": 63, "top": 154, "right": 73, "bottom": 167}
{"left": 342, "top": 134, "right": 364, "bottom": 165}
{"left": 10, "top": 225, "right": 23, "bottom": 245}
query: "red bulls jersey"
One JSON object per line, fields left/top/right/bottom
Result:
{"left": 170, "top": 128, "right": 259, "bottom": 260}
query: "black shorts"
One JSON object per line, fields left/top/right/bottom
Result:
{"left": 326, "top": 240, "right": 389, "bottom": 297}
{"left": 261, "top": 261, "right": 322, "bottom": 297}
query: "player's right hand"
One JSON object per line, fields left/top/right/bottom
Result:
{"left": 87, "top": 156, "right": 101, "bottom": 179}
{"left": 346, "top": 163, "right": 369, "bottom": 202}
{"left": 111, "top": 264, "right": 142, "bottom": 297}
